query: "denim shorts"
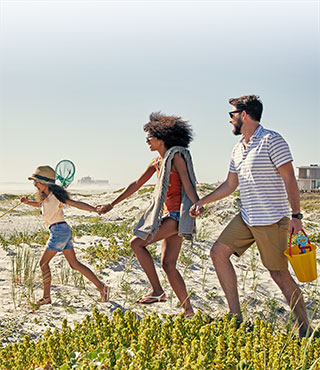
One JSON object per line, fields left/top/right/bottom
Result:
{"left": 46, "top": 222, "right": 74, "bottom": 252}
{"left": 163, "top": 210, "right": 180, "bottom": 222}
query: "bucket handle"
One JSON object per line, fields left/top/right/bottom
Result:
{"left": 289, "top": 229, "right": 311, "bottom": 257}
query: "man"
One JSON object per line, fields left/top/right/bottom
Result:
{"left": 190, "top": 95, "right": 311, "bottom": 337}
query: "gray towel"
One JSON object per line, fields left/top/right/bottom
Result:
{"left": 133, "top": 146, "right": 197, "bottom": 241}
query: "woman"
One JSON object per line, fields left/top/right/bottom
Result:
{"left": 98, "top": 112, "right": 201, "bottom": 317}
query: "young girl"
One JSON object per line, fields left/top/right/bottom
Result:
{"left": 21, "top": 165, "right": 110, "bottom": 305}
{"left": 97, "top": 113, "right": 202, "bottom": 317}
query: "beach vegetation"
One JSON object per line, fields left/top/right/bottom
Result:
{"left": 113, "top": 187, "right": 125, "bottom": 193}
{"left": 0, "top": 308, "right": 319, "bottom": 369}
{"left": 197, "top": 183, "right": 217, "bottom": 194}
{"left": 138, "top": 185, "right": 155, "bottom": 195}
{"left": 0, "top": 230, "right": 49, "bottom": 250}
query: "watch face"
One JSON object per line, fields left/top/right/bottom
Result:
{"left": 292, "top": 213, "right": 303, "bottom": 219}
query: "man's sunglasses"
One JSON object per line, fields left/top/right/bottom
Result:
{"left": 146, "top": 136, "right": 154, "bottom": 143}
{"left": 228, "top": 110, "right": 243, "bottom": 118}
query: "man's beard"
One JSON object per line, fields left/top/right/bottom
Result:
{"left": 233, "top": 117, "right": 243, "bottom": 136}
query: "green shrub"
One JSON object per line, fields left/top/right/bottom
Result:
{"left": 0, "top": 309, "right": 319, "bottom": 370}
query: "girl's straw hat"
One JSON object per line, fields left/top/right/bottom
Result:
{"left": 28, "top": 166, "right": 56, "bottom": 185}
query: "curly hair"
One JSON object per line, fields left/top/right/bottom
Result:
{"left": 38, "top": 184, "right": 71, "bottom": 203}
{"left": 229, "top": 95, "right": 263, "bottom": 121}
{"left": 143, "top": 112, "right": 193, "bottom": 148}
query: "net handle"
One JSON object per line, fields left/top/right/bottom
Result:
{"left": 0, "top": 192, "right": 38, "bottom": 219}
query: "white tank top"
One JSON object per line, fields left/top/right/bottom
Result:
{"left": 41, "top": 192, "right": 65, "bottom": 227}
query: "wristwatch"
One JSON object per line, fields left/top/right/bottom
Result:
{"left": 291, "top": 213, "right": 303, "bottom": 220}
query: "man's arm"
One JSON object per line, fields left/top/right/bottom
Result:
{"left": 190, "top": 171, "right": 239, "bottom": 217}
{"left": 278, "top": 161, "right": 302, "bottom": 234}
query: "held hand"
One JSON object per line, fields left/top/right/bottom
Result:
{"left": 189, "top": 203, "right": 205, "bottom": 218}
{"left": 289, "top": 218, "right": 303, "bottom": 235}
{"left": 95, "top": 205, "right": 103, "bottom": 215}
{"left": 93, "top": 208, "right": 101, "bottom": 215}
{"left": 20, "top": 197, "right": 28, "bottom": 204}
{"left": 96, "top": 203, "right": 113, "bottom": 215}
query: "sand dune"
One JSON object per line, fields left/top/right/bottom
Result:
{"left": 0, "top": 186, "right": 319, "bottom": 344}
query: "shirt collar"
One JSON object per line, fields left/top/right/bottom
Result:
{"left": 252, "top": 124, "right": 263, "bottom": 138}
{"left": 239, "top": 124, "right": 263, "bottom": 145}
{"left": 240, "top": 124, "right": 263, "bottom": 141}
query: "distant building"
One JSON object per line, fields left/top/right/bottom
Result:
{"left": 296, "top": 164, "right": 320, "bottom": 191}
{"left": 78, "top": 176, "right": 94, "bottom": 184}
{"left": 78, "top": 176, "right": 109, "bottom": 185}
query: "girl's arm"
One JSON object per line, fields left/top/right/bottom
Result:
{"left": 172, "top": 153, "right": 199, "bottom": 204}
{"left": 20, "top": 197, "right": 40, "bottom": 207}
{"left": 98, "top": 161, "right": 156, "bottom": 213}
{"left": 65, "top": 199, "right": 98, "bottom": 213}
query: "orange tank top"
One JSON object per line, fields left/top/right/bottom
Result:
{"left": 154, "top": 157, "right": 182, "bottom": 213}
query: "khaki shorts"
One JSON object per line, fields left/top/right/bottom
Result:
{"left": 217, "top": 213, "right": 290, "bottom": 270}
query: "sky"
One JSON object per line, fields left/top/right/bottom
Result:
{"left": 1, "top": 0, "right": 319, "bottom": 189}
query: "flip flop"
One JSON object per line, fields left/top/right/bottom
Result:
{"left": 137, "top": 292, "right": 166, "bottom": 304}
{"left": 100, "top": 285, "right": 110, "bottom": 302}
{"left": 37, "top": 297, "right": 51, "bottom": 306}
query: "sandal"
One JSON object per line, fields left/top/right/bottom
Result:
{"left": 137, "top": 292, "right": 166, "bottom": 304}
{"left": 37, "top": 297, "right": 51, "bottom": 305}
{"left": 100, "top": 285, "right": 110, "bottom": 302}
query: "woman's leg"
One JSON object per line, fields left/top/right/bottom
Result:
{"left": 131, "top": 217, "right": 179, "bottom": 298}
{"left": 161, "top": 234, "right": 194, "bottom": 316}
{"left": 39, "top": 249, "right": 57, "bottom": 299}
{"left": 63, "top": 248, "right": 109, "bottom": 301}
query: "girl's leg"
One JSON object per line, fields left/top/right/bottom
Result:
{"left": 161, "top": 235, "right": 194, "bottom": 316}
{"left": 63, "top": 248, "right": 109, "bottom": 301}
{"left": 39, "top": 249, "right": 58, "bottom": 300}
{"left": 130, "top": 217, "right": 179, "bottom": 298}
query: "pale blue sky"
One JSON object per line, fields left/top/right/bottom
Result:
{"left": 1, "top": 0, "right": 319, "bottom": 187}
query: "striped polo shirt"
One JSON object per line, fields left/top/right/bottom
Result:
{"left": 229, "top": 125, "right": 293, "bottom": 226}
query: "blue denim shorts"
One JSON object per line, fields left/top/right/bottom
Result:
{"left": 163, "top": 210, "right": 180, "bottom": 222}
{"left": 46, "top": 222, "right": 74, "bottom": 252}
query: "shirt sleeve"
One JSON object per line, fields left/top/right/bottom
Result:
{"left": 229, "top": 145, "right": 237, "bottom": 173}
{"left": 229, "top": 158, "right": 237, "bottom": 173}
{"left": 267, "top": 133, "right": 293, "bottom": 168}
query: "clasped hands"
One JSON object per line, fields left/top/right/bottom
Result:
{"left": 189, "top": 202, "right": 205, "bottom": 218}
{"left": 95, "top": 203, "right": 113, "bottom": 215}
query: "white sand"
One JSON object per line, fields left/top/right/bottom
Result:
{"left": 0, "top": 186, "right": 319, "bottom": 344}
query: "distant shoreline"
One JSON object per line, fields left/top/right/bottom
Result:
{"left": 0, "top": 182, "right": 125, "bottom": 195}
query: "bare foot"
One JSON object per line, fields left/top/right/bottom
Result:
{"left": 100, "top": 286, "right": 110, "bottom": 302}
{"left": 183, "top": 309, "right": 195, "bottom": 318}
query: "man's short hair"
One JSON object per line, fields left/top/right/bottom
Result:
{"left": 229, "top": 95, "right": 263, "bottom": 121}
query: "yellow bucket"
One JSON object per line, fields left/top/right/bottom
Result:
{"left": 284, "top": 231, "right": 317, "bottom": 283}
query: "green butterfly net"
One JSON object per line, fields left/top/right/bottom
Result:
{"left": 55, "top": 160, "right": 76, "bottom": 188}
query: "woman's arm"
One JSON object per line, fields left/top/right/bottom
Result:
{"left": 20, "top": 197, "right": 40, "bottom": 207}
{"left": 97, "top": 161, "right": 156, "bottom": 213}
{"left": 65, "top": 199, "right": 98, "bottom": 213}
{"left": 172, "top": 153, "right": 199, "bottom": 204}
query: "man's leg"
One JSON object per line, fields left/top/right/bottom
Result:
{"left": 269, "top": 270, "right": 311, "bottom": 337}
{"left": 210, "top": 241, "right": 242, "bottom": 319}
